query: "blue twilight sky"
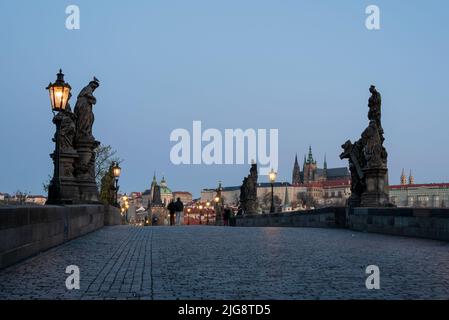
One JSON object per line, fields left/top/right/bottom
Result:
{"left": 0, "top": 0, "right": 448, "bottom": 197}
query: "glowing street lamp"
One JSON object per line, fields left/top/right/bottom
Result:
{"left": 112, "top": 162, "right": 121, "bottom": 206}
{"left": 199, "top": 204, "right": 203, "bottom": 225}
{"left": 205, "top": 202, "right": 211, "bottom": 225}
{"left": 122, "top": 194, "right": 129, "bottom": 223}
{"left": 46, "top": 69, "right": 71, "bottom": 113}
{"left": 269, "top": 168, "right": 277, "bottom": 213}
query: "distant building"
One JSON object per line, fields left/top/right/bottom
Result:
{"left": 292, "top": 146, "right": 350, "bottom": 185}
{"left": 172, "top": 191, "right": 193, "bottom": 204}
{"left": 390, "top": 170, "right": 449, "bottom": 208}
{"left": 139, "top": 174, "right": 193, "bottom": 225}
{"left": 142, "top": 174, "right": 173, "bottom": 207}
{"left": 25, "top": 195, "right": 47, "bottom": 205}
{"left": 201, "top": 179, "right": 351, "bottom": 212}
{"left": 201, "top": 149, "right": 350, "bottom": 211}
{"left": 159, "top": 176, "right": 173, "bottom": 206}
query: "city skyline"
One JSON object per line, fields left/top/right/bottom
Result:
{"left": 1, "top": 1, "right": 448, "bottom": 196}
{"left": 2, "top": 1, "right": 449, "bottom": 304}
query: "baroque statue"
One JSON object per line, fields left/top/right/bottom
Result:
{"left": 239, "top": 163, "right": 258, "bottom": 214}
{"left": 368, "top": 85, "right": 384, "bottom": 142}
{"left": 340, "top": 85, "right": 391, "bottom": 207}
{"left": 57, "top": 100, "right": 77, "bottom": 153}
{"left": 74, "top": 77, "right": 100, "bottom": 142}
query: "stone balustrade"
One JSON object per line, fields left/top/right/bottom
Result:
{"left": 0, "top": 204, "right": 120, "bottom": 269}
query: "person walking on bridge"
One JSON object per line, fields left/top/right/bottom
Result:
{"left": 167, "top": 200, "right": 176, "bottom": 226}
{"left": 174, "top": 197, "right": 184, "bottom": 226}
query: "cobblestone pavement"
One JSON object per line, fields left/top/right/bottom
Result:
{"left": 1, "top": 226, "right": 449, "bottom": 300}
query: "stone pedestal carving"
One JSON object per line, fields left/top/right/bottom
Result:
{"left": 361, "top": 168, "right": 390, "bottom": 207}
{"left": 75, "top": 139, "right": 100, "bottom": 203}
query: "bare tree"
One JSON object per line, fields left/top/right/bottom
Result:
{"left": 94, "top": 144, "right": 123, "bottom": 186}
{"left": 260, "top": 191, "right": 281, "bottom": 211}
{"left": 42, "top": 175, "right": 52, "bottom": 193}
{"left": 14, "top": 190, "right": 29, "bottom": 205}
{"left": 297, "top": 192, "right": 317, "bottom": 210}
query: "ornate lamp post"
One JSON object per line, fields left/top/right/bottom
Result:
{"left": 112, "top": 162, "right": 121, "bottom": 206}
{"left": 206, "top": 201, "right": 211, "bottom": 225}
{"left": 46, "top": 69, "right": 72, "bottom": 204}
{"left": 269, "top": 168, "right": 277, "bottom": 213}
{"left": 187, "top": 208, "right": 191, "bottom": 225}
{"left": 214, "top": 181, "right": 223, "bottom": 225}
{"left": 122, "top": 194, "right": 129, "bottom": 223}
{"left": 198, "top": 204, "right": 203, "bottom": 225}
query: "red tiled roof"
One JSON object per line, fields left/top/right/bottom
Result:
{"left": 389, "top": 183, "right": 449, "bottom": 190}
{"left": 303, "top": 179, "right": 351, "bottom": 189}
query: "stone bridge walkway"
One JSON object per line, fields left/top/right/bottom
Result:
{"left": 1, "top": 226, "right": 449, "bottom": 299}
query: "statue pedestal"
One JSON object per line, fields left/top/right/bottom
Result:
{"left": 245, "top": 199, "right": 258, "bottom": 215}
{"left": 361, "top": 167, "right": 389, "bottom": 207}
{"left": 215, "top": 205, "right": 223, "bottom": 226}
{"left": 47, "top": 150, "right": 80, "bottom": 205}
{"left": 75, "top": 139, "right": 100, "bottom": 203}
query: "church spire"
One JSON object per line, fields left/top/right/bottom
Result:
{"left": 400, "top": 169, "right": 407, "bottom": 185}
{"left": 284, "top": 186, "right": 290, "bottom": 206}
{"left": 307, "top": 145, "right": 314, "bottom": 164}
{"left": 160, "top": 175, "right": 167, "bottom": 187}
{"left": 152, "top": 172, "right": 157, "bottom": 184}
{"left": 283, "top": 185, "right": 290, "bottom": 207}
{"left": 409, "top": 170, "right": 414, "bottom": 185}
{"left": 323, "top": 154, "right": 328, "bottom": 179}
{"left": 292, "top": 153, "right": 301, "bottom": 185}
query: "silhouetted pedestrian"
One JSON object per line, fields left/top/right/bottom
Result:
{"left": 223, "top": 207, "right": 231, "bottom": 226}
{"left": 167, "top": 200, "right": 176, "bottom": 226}
{"left": 174, "top": 197, "right": 184, "bottom": 226}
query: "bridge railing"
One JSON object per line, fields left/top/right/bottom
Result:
{"left": 0, "top": 205, "right": 117, "bottom": 269}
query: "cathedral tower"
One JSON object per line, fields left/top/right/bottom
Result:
{"left": 303, "top": 146, "right": 317, "bottom": 184}
{"left": 292, "top": 154, "right": 301, "bottom": 185}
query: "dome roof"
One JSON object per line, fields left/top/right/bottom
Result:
{"left": 160, "top": 186, "right": 172, "bottom": 195}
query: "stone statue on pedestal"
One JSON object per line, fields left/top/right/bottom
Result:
{"left": 239, "top": 163, "right": 258, "bottom": 214}
{"left": 340, "top": 85, "right": 391, "bottom": 207}
{"left": 73, "top": 77, "right": 101, "bottom": 203}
